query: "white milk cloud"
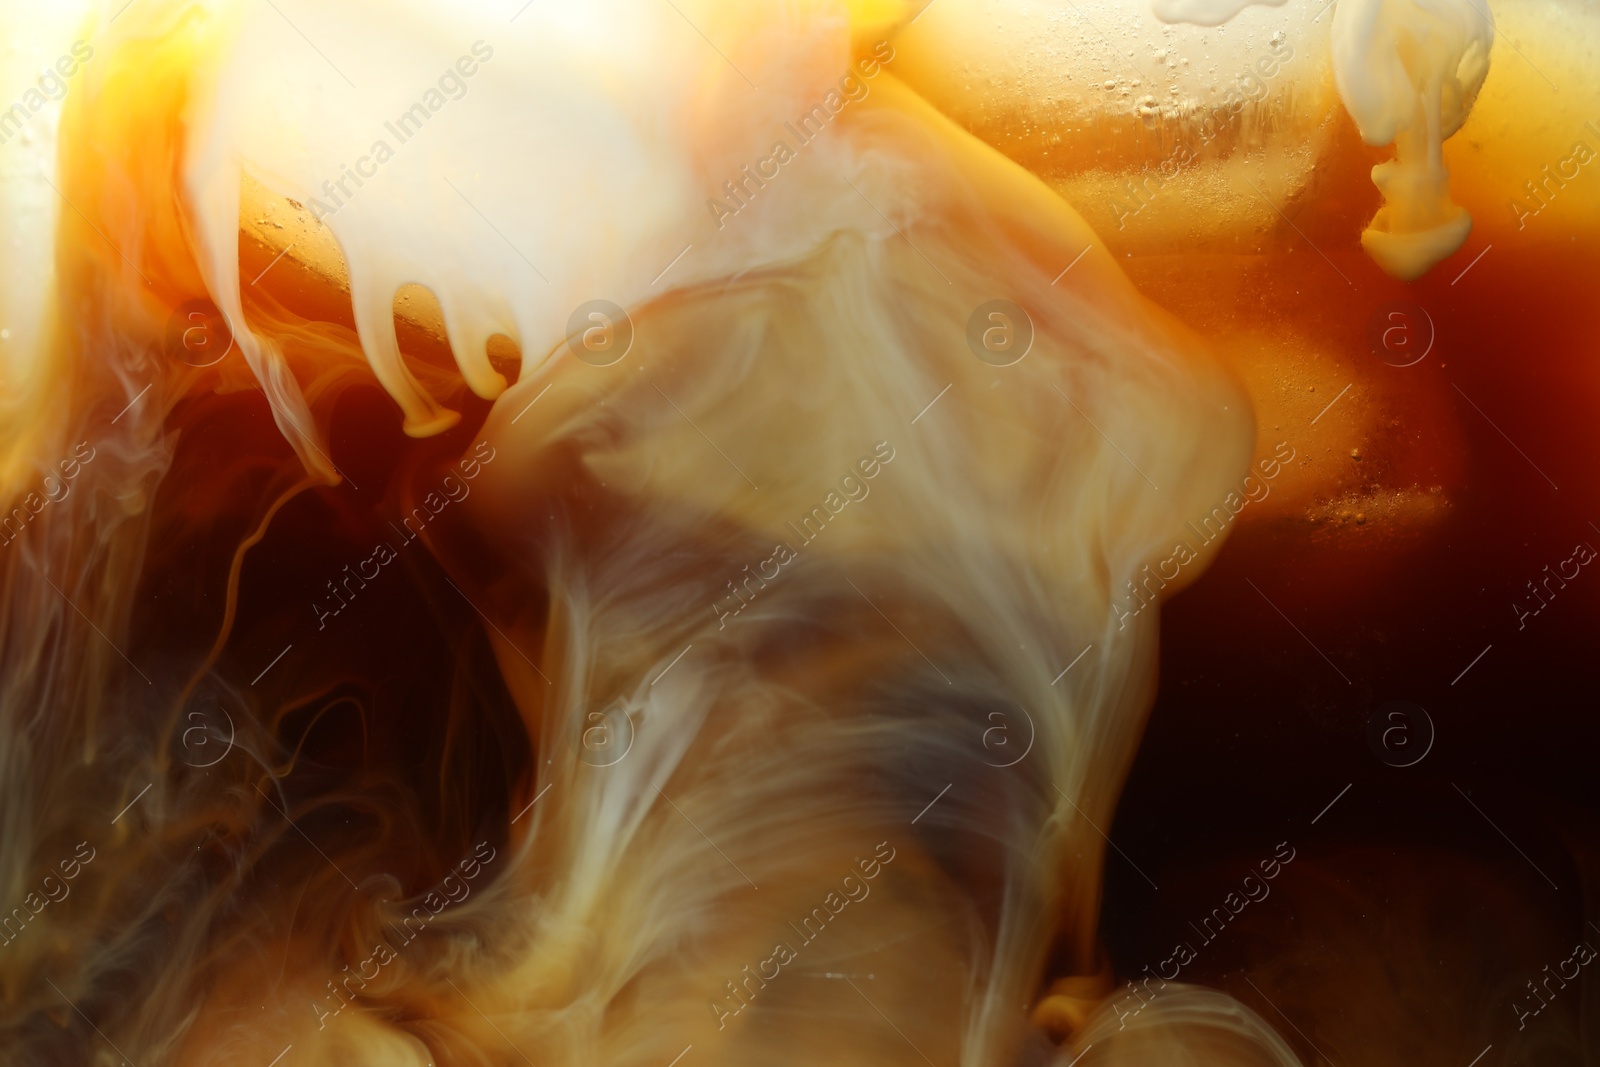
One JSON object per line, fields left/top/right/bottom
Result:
{"left": 1332, "top": 0, "right": 1494, "bottom": 279}
{"left": 0, "top": 1, "right": 1272, "bottom": 1063}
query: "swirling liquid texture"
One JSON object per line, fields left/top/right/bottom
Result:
{"left": 1, "top": 2, "right": 1597, "bottom": 1065}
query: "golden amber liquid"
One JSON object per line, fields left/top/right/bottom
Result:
{"left": 7, "top": 3, "right": 1599, "bottom": 1065}
{"left": 894, "top": 1, "right": 1600, "bottom": 1056}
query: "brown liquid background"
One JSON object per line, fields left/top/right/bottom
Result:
{"left": 174, "top": 145, "right": 1600, "bottom": 1067}
{"left": 1065, "top": 22, "right": 1600, "bottom": 1059}
{"left": 1112, "top": 228, "right": 1600, "bottom": 1061}
{"left": 15, "top": 3, "right": 1600, "bottom": 1063}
